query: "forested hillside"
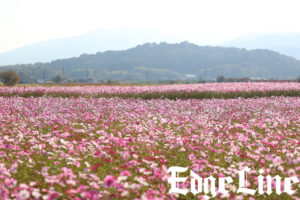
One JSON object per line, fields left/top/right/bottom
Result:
{"left": 1, "top": 41, "right": 300, "bottom": 83}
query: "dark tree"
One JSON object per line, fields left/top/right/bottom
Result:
{"left": 51, "top": 75, "right": 64, "bottom": 83}
{"left": 0, "top": 70, "right": 20, "bottom": 86}
{"left": 216, "top": 75, "right": 226, "bottom": 83}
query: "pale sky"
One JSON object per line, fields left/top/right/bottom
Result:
{"left": 1, "top": 0, "right": 300, "bottom": 53}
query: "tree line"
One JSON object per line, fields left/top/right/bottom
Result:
{"left": 1, "top": 70, "right": 300, "bottom": 86}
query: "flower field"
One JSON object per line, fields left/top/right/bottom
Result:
{"left": 0, "top": 82, "right": 300, "bottom": 99}
{"left": 0, "top": 88, "right": 299, "bottom": 199}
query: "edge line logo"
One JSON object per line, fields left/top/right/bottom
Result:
{"left": 167, "top": 166, "right": 299, "bottom": 199}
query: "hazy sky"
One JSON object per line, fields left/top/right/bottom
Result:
{"left": 1, "top": 0, "right": 300, "bottom": 53}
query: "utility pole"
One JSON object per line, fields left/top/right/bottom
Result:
{"left": 43, "top": 67, "right": 46, "bottom": 84}
{"left": 62, "top": 66, "right": 65, "bottom": 83}
{"left": 204, "top": 68, "right": 207, "bottom": 82}
{"left": 33, "top": 70, "right": 35, "bottom": 83}
{"left": 86, "top": 67, "right": 89, "bottom": 82}
{"left": 259, "top": 68, "right": 262, "bottom": 80}
{"left": 146, "top": 66, "right": 149, "bottom": 82}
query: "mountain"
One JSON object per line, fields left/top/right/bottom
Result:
{"left": 0, "top": 28, "right": 176, "bottom": 66}
{"left": 1, "top": 41, "right": 300, "bottom": 83}
{"left": 223, "top": 33, "right": 300, "bottom": 59}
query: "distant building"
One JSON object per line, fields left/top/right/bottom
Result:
{"left": 185, "top": 74, "right": 196, "bottom": 80}
{"left": 37, "top": 79, "right": 45, "bottom": 84}
{"left": 45, "top": 81, "right": 54, "bottom": 84}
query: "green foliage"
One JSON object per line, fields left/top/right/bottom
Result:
{"left": 0, "top": 70, "right": 20, "bottom": 86}
{"left": 226, "top": 77, "right": 250, "bottom": 82}
{"left": 1, "top": 89, "right": 300, "bottom": 99}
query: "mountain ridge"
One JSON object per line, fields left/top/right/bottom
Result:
{"left": 1, "top": 41, "right": 300, "bottom": 83}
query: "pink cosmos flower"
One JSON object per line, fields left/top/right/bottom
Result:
{"left": 188, "top": 154, "right": 196, "bottom": 160}
{"left": 104, "top": 175, "right": 115, "bottom": 187}
{"left": 120, "top": 170, "right": 131, "bottom": 176}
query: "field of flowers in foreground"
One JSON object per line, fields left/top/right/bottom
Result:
{"left": 0, "top": 82, "right": 300, "bottom": 99}
{"left": 0, "top": 96, "right": 299, "bottom": 199}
